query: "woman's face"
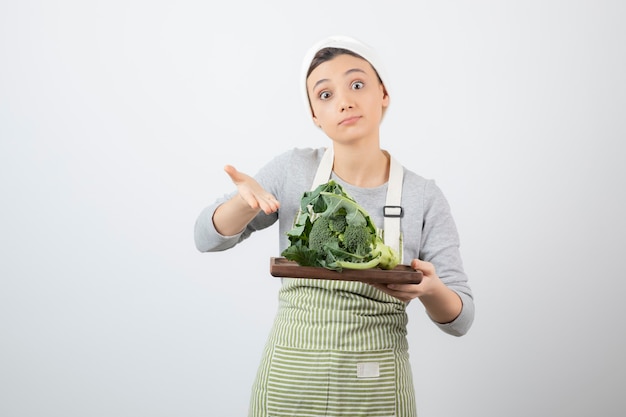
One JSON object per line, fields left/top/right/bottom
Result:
{"left": 306, "top": 54, "right": 389, "bottom": 144}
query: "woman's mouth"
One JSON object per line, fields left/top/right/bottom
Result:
{"left": 339, "top": 116, "right": 361, "bottom": 125}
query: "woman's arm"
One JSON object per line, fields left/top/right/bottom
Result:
{"left": 212, "top": 165, "right": 280, "bottom": 236}
{"left": 408, "top": 259, "right": 463, "bottom": 324}
{"left": 194, "top": 164, "right": 281, "bottom": 252}
{"left": 371, "top": 178, "right": 474, "bottom": 336}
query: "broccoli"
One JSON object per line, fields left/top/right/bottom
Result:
{"left": 308, "top": 216, "right": 339, "bottom": 252}
{"left": 281, "top": 180, "right": 400, "bottom": 272}
{"left": 343, "top": 224, "right": 372, "bottom": 255}
{"left": 329, "top": 215, "right": 347, "bottom": 233}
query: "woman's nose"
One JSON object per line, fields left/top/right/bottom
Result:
{"left": 338, "top": 93, "right": 354, "bottom": 112}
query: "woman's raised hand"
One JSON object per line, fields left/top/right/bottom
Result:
{"left": 224, "top": 165, "right": 280, "bottom": 214}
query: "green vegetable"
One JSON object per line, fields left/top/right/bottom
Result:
{"left": 281, "top": 180, "right": 400, "bottom": 272}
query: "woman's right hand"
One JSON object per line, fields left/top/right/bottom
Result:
{"left": 224, "top": 165, "right": 280, "bottom": 215}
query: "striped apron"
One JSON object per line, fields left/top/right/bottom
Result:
{"left": 249, "top": 149, "right": 416, "bottom": 417}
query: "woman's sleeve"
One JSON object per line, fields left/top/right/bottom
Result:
{"left": 420, "top": 180, "right": 475, "bottom": 336}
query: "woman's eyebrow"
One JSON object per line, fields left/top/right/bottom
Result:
{"left": 344, "top": 68, "right": 366, "bottom": 77}
{"left": 312, "top": 78, "right": 329, "bottom": 91}
{"left": 312, "top": 68, "right": 367, "bottom": 91}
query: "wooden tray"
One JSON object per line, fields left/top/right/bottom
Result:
{"left": 270, "top": 257, "right": 422, "bottom": 284}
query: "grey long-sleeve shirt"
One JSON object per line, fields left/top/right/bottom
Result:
{"left": 194, "top": 147, "right": 474, "bottom": 336}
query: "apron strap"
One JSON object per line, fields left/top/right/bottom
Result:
{"left": 310, "top": 147, "right": 335, "bottom": 190}
{"left": 311, "top": 147, "right": 404, "bottom": 263}
{"left": 383, "top": 154, "right": 404, "bottom": 262}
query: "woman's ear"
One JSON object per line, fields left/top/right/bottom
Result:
{"left": 312, "top": 115, "right": 321, "bottom": 128}
{"left": 382, "top": 86, "right": 390, "bottom": 108}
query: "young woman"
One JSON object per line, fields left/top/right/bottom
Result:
{"left": 194, "top": 35, "right": 474, "bottom": 417}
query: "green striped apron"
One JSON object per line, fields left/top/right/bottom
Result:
{"left": 249, "top": 149, "right": 415, "bottom": 417}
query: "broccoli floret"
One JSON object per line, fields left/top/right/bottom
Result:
{"left": 343, "top": 224, "right": 373, "bottom": 256}
{"left": 309, "top": 216, "right": 338, "bottom": 252}
{"left": 329, "top": 214, "right": 347, "bottom": 233}
{"left": 282, "top": 180, "right": 401, "bottom": 272}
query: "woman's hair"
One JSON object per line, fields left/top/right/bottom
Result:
{"left": 306, "top": 47, "right": 384, "bottom": 85}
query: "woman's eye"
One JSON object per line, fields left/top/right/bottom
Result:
{"left": 319, "top": 91, "right": 332, "bottom": 100}
{"left": 352, "top": 81, "right": 364, "bottom": 90}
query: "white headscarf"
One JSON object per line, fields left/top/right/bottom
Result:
{"left": 301, "top": 35, "right": 390, "bottom": 121}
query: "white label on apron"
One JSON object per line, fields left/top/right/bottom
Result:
{"left": 356, "top": 362, "right": 380, "bottom": 378}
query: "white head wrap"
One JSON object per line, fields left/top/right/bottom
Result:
{"left": 301, "top": 35, "right": 390, "bottom": 120}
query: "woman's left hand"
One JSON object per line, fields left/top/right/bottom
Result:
{"left": 370, "top": 259, "right": 441, "bottom": 303}
{"left": 371, "top": 259, "right": 463, "bottom": 323}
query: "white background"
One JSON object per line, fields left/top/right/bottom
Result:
{"left": 1, "top": 1, "right": 625, "bottom": 416}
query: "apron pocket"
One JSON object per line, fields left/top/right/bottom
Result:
{"left": 267, "top": 345, "right": 396, "bottom": 417}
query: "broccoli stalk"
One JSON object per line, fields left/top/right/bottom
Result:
{"left": 282, "top": 180, "right": 400, "bottom": 272}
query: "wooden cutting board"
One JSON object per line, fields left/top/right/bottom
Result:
{"left": 270, "top": 257, "right": 422, "bottom": 284}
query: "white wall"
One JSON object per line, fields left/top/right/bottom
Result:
{"left": 1, "top": 1, "right": 624, "bottom": 416}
